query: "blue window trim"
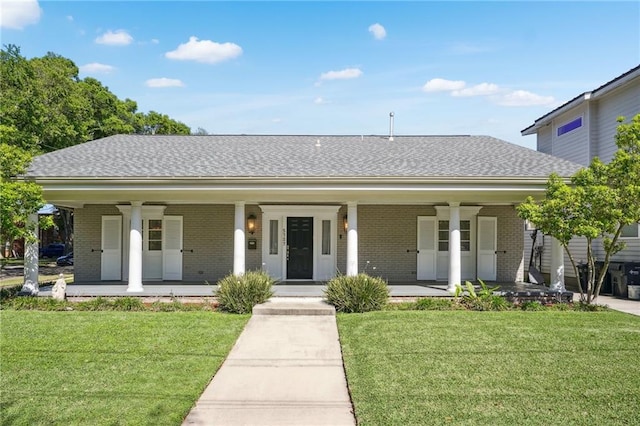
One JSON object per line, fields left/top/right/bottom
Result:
{"left": 557, "top": 117, "right": 582, "bottom": 136}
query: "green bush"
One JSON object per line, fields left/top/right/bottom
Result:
{"left": 3, "top": 296, "right": 68, "bottom": 311}
{"left": 76, "top": 297, "right": 113, "bottom": 311}
{"left": 0, "top": 284, "right": 22, "bottom": 302}
{"left": 324, "top": 274, "right": 389, "bottom": 313}
{"left": 415, "top": 297, "right": 459, "bottom": 311}
{"left": 215, "top": 270, "right": 275, "bottom": 314}
{"left": 111, "top": 297, "right": 145, "bottom": 311}
{"left": 520, "top": 301, "right": 546, "bottom": 311}
{"left": 456, "top": 280, "right": 511, "bottom": 311}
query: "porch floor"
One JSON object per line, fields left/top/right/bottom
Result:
{"left": 37, "top": 281, "right": 555, "bottom": 298}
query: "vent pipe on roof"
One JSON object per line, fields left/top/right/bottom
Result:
{"left": 389, "top": 112, "right": 395, "bottom": 141}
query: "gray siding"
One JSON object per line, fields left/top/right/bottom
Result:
{"left": 537, "top": 126, "right": 553, "bottom": 155}
{"left": 533, "top": 75, "right": 640, "bottom": 270}
{"left": 594, "top": 83, "right": 640, "bottom": 163}
{"left": 551, "top": 106, "right": 590, "bottom": 165}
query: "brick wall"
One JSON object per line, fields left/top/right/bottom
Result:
{"left": 74, "top": 203, "right": 523, "bottom": 284}
{"left": 479, "top": 205, "right": 524, "bottom": 282}
{"left": 74, "top": 205, "right": 120, "bottom": 282}
{"left": 337, "top": 204, "right": 524, "bottom": 283}
{"left": 342, "top": 205, "right": 437, "bottom": 281}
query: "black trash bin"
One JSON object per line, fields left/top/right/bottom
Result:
{"left": 576, "top": 263, "right": 589, "bottom": 293}
{"left": 625, "top": 262, "right": 640, "bottom": 300}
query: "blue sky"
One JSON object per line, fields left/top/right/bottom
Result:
{"left": 2, "top": 1, "right": 639, "bottom": 149}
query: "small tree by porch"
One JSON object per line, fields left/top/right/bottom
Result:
{"left": 517, "top": 115, "right": 640, "bottom": 304}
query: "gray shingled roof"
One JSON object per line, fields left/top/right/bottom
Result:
{"left": 27, "top": 134, "right": 582, "bottom": 179}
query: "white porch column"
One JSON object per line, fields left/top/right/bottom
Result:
{"left": 21, "top": 213, "right": 40, "bottom": 295}
{"left": 346, "top": 202, "right": 358, "bottom": 276}
{"left": 127, "top": 201, "right": 144, "bottom": 292}
{"left": 448, "top": 202, "right": 461, "bottom": 293}
{"left": 233, "top": 202, "right": 246, "bottom": 276}
{"left": 549, "top": 237, "right": 566, "bottom": 292}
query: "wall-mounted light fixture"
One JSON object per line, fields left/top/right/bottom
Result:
{"left": 343, "top": 214, "right": 348, "bottom": 234}
{"left": 247, "top": 214, "right": 256, "bottom": 235}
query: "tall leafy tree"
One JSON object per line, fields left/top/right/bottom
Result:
{"left": 1, "top": 44, "right": 191, "bottom": 154}
{"left": 0, "top": 144, "right": 53, "bottom": 249}
{"left": 517, "top": 115, "right": 640, "bottom": 303}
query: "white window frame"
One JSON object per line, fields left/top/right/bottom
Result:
{"left": 620, "top": 223, "right": 640, "bottom": 239}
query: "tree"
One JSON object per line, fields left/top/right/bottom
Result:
{"left": 0, "top": 143, "right": 53, "bottom": 250}
{"left": 517, "top": 115, "right": 640, "bottom": 303}
{"left": 1, "top": 44, "right": 191, "bottom": 154}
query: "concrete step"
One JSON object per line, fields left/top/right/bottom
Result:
{"left": 253, "top": 297, "right": 336, "bottom": 316}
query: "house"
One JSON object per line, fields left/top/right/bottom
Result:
{"left": 20, "top": 134, "right": 581, "bottom": 294}
{"left": 521, "top": 65, "right": 640, "bottom": 285}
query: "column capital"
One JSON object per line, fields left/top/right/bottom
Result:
{"left": 130, "top": 201, "right": 143, "bottom": 207}
{"left": 448, "top": 201, "right": 460, "bottom": 207}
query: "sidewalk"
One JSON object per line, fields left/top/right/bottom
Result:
{"left": 594, "top": 295, "right": 640, "bottom": 316}
{"left": 183, "top": 298, "right": 355, "bottom": 425}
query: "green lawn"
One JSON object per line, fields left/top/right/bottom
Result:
{"left": 338, "top": 310, "right": 640, "bottom": 425}
{"left": 1, "top": 310, "right": 249, "bottom": 425}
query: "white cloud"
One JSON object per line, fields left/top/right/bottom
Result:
{"left": 319, "top": 68, "right": 363, "bottom": 81}
{"left": 422, "top": 78, "right": 466, "bottom": 92}
{"left": 79, "top": 62, "right": 116, "bottom": 74}
{"left": 368, "top": 23, "right": 386, "bottom": 40}
{"left": 165, "top": 36, "right": 242, "bottom": 64}
{"left": 95, "top": 30, "right": 133, "bottom": 45}
{"left": 496, "top": 90, "right": 555, "bottom": 107}
{"left": 1, "top": 0, "right": 42, "bottom": 29}
{"left": 151, "top": 38, "right": 159, "bottom": 44}
{"left": 452, "top": 82, "right": 500, "bottom": 97}
{"left": 66, "top": 15, "right": 73, "bottom": 22}
{"left": 314, "top": 97, "right": 330, "bottom": 105}
{"left": 145, "top": 78, "right": 185, "bottom": 88}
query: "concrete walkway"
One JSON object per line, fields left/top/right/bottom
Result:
{"left": 183, "top": 298, "right": 355, "bottom": 425}
{"left": 593, "top": 295, "right": 640, "bottom": 316}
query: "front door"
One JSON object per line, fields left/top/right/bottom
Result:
{"left": 287, "top": 217, "right": 313, "bottom": 279}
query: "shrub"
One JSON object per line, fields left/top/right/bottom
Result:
{"left": 572, "top": 302, "right": 609, "bottom": 312}
{"left": 76, "top": 297, "right": 113, "bottom": 311}
{"left": 324, "top": 274, "right": 389, "bottom": 313}
{"left": 0, "top": 284, "right": 22, "bottom": 302}
{"left": 215, "top": 270, "right": 275, "bottom": 314}
{"left": 111, "top": 297, "right": 145, "bottom": 311}
{"left": 520, "top": 301, "right": 546, "bottom": 311}
{"left": 415, "top": 297, "right": 459, "bottom": 311}
{"left": 4, "top": 296, "right": 68, "bottom": 311}
{"left": 456, "top": 280, "right": 511, "bottom": 311}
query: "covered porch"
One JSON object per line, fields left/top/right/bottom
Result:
{"left": 36, "top": 280, "right": 561, "bottom": 299}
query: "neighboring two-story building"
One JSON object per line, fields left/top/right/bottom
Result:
{"left": 521, "top": 65, "right": 640, "bottom": 290}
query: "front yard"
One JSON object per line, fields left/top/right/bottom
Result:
{"left": 338, "top": 310, "right": 640, "bottom": 425}
{"left": 0, "top": 310, "right": 248, "bottom": 425}
{"left": 2, "top": 306, "right": 639, "bottom": 425}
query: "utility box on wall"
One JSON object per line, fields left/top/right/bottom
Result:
{"left": 248, "top": 238, "right": 257, "bottom": 250}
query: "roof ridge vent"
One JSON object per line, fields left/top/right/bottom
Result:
{"left": 315, "top": 138, "right": 321, "bottom": 147}
{"left": 389, "top": 112, "right": 395, "bottom": 141}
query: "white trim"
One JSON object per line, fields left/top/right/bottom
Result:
{"left": 116, "top": 205, "right": 166, "bottom": 218}
{"left": 259, "top": 205, "right": 340, "bottom": 280}
{"left": 620, "top": 223, "right": 640, "bottom": 239}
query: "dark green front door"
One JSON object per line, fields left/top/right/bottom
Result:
{"left": 287, "top": 217, "right": 313, "bottom": 279}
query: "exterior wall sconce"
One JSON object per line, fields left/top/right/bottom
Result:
{"left": 343, "top": 214, "right": 348, "bottom": 234}
{"left": 247, "top": 214, "right": 256, "bottom": 235}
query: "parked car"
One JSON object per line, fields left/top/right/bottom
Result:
{"left": 40, "top": 243, "right": 65, "bottom": 258}
{"left": 56, "top": 252, "right": 73, "bottom": 266}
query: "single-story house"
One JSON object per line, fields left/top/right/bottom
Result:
{"left": 21, "top": 134, "right": 582, "bottom": 293}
